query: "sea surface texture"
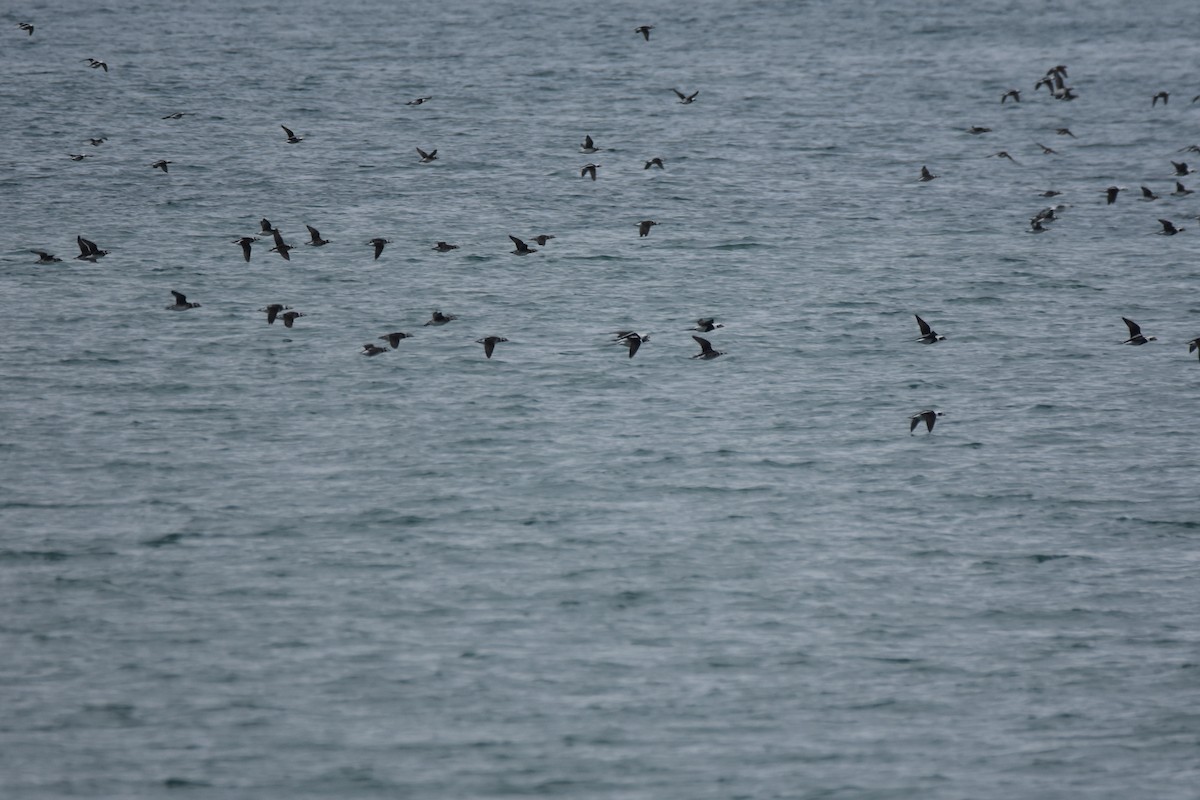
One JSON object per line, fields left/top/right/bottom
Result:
{"left": 3, "top": 0, "right": 1199, "bottom": 797}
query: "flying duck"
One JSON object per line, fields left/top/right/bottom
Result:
{"left": 424, "top": 310, "right": 458, "bottom": 326}
{"left": 635, "top": 25, "right": 653, "bottom": 40}
{"left": 433, "top": 241, "right": 459, "bottom": 252}
{"left": 281, "top": 311, "right": 305, "bottom": 328}
{"left": 910, "top": 410, "right": 942, "bottom": 434}
{"left": 919, "top": 165, "right": 937, "bottom": 181}
{"left": 691, "top": 335, "right": 724, "bottom": 359}
{"left": 416, "top": 147, "right": 438, "bottom": 163}
{"left": 915, "top": 314, "right": 945, "bottom": 344}
{"left": 380, "top": 332, "right": 412, "bottom": 348}
{"left": 367, "top": 238, "right": 390, "bottom": 259}
{"left": 673, "top": 88, "right": 699, "bottom": 104}
{"left": 1122, "top": 317, "right": 1157, "bottom": 345}
{"left": 304, "top": 225, "right": 330, "bottom": 246}
{"left": 509, "top": 235, "right": 537, "bottom": 255}
{"left": 692, "top": 318, "right": 724, "bottom": 332}
{"left": 361, "top": 343, "right": 388, "bottom": 356}
{"left": 281, "top": 124, "right": 303, "bottom": 143}
{"left": 581, "top": 163, "right": 600, "bottom": 180}
{"left": 476, "top": 336, "right": 508, "bottom": 358}
{"left": 232, "top": 236, "right": 258, "bottom": 262}
{"left": 270, "top": 229, "right": 293, "bottom": 260}
{"left": 150, "top": 160, "right": 172, "bottom": 172}
{"left": 166, "top": 290, "right": 200, "bottom": 310}
{"left": 638, "top": 220, "right": 657, "bottom": 237}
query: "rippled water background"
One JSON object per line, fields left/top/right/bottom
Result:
{"left": 3, "top": 0, "right": 1200, "bottom": 797}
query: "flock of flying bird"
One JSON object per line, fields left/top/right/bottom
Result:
{"left": 16, "top": 25, "right": 1198, "bottom": 436}
{"left": 16, "top": 21, "right": 731, "bottom": 387}
{"left": 909, "top": 62, "right": 1200, "bottom": 434}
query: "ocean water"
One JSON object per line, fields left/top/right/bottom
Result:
{"left": 3, "top": 0, "right": 1199, "bottom": 797}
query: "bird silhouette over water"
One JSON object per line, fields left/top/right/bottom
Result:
{"left": 644, "top": 157, "right": 664, "bottom": 169}
{"left": 673, "top": 88, "right": 699, "bottom": 104}
{"left": 270, "top": 229, "right": 293, "bottom": 260}
{"left": 1171, "top": 161, "right": 1193, "bottom": 176}
{"left": 1188, "top": 338, "right": 1200, "bottom": 360}
{"left": 910, "top": 410, "right": 942, "bottom": 434}
{"left": 380, "top": 332, "right": 412, "bottom": 349}
{"left": 919, "top": 165, "right": 937, "bottom": 182}
{"left": 638, "top": 220, "right": 657, "bottom": 237}
{"left": 259, "top": 304, "right": 291, "bottom": 325}
{"left": 1152, "top": 91, "right": 1170, "bottom": 107}
{"left": 281, "top": 125, "right": 302, "bottom": 143}
{"left": 406, "top": 96, "right": 432, "bottom": 105}
{"left": 1105, "top": 186, "right": 1121, "bottom": 204}
{"left": 615, "top": 331, "right": 649, "bottom": 358}
{"left": 1140, "top": 186, "right": 1159, "bottom": 200}
{"left": 150, "top": 160, "right": 172, "bottom": 172}
{"left": 166, "top": 291, "right": 200, "bottom": 310}
{"left": 580, "top": 135, "right": 601, "bottom": 154}
{"left": 509, "top": 235, "right": 537, "bottom": 254}
{"left": 367, "top": 238, "right": 390, "bottom": 259}
{"left": 581, "top": 163, "right": 600, "bottom": 180}
{"left": 1001, "top": 89, "right": 1020, "bottom": 103}
{"left": 424, "top": 310, "right": 458, "bottom": 326}
{"left": 31, "top": 250, "right": 61, "bottom": 263}
{"left": 281, "top": 311, "right": 305, "bottom": 329}
{"left": 75, "top": 236, "right": 108, "bottom": 261}
{"left": 17, "top": 22, "right": 34, "bottom": 35}
{"left": 692, "top": 318, "right": 724, "bottom": 332}
{"left": 635, "top": 25, "right": 653, "bottom": 40}
{"left": 532, "top": 234, "right": 555, "bottom": 246}
{"left": 416, "top": 147, "right": 437, "bottom": 163}
{"left": 304, "top": 225, "right": 330, "bottom": 246}
{"left": 1122, "top": 317, "right": 1157, "bottom": 345}
{"left": 691, "top": 336, "right": 724, "bottom": 359}
{"left": 1172, "top": 181, "right": 1193, "bottom": 196}
{"left": 914, "top": 315, "right": 945, "bottom": 344}
{"left": 1157, "top": 218, "right": 1184, "bottom": 235}
{"left": 361, "top": 343, "right": 388, "bottom": 356}
{"left": 433, "top": 241, "right": 458, "bottom": 252}
{"left": 476, "top": 336, "right": 508, "bottom": 358}
{"left": 232, "top": 236, "right": 258, "bottom": 262}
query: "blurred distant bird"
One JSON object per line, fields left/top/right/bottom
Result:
{"left": 68, "top": 153, "right": 92, "bottom": 161}
{"left": 673, "top": 88, "right": 699, "bottom": 104}
{"left": 580, "top": 135, "right": 601, "bottom": 154}
{"left": 967, "top": 126, "right": 991, "bottom": 135}
{"left": 914, "top": 314, "right": 945, "bottom": 344}
{"left": 919, "top": 165, "right": 937, "bottom": 181}
{"left": 406, "top": 96, "right": 432, "bottom": 105}
{"left": 692, "top": 318, "right": 724, "bottom": 332}
{"left": 1105, "top": 186, "right": 1121, "bottom": 204}
{"left": 232, "top": 236, "right": 258, "bottom": 262}
{"left": 76, "top": 236, "right": 108, "bottom": 261}
{"left": 1188, "top": 338, "right": 1200, "bottom": 360}
{"left": 691, "top": 336, "right": 724, "bottom": 360}
{"left": 84, "top": 58, "right": 108, "bottom": 72}
{"left": 476, "top": 336, "right": 508, "bottom": 359}
{"left": 259, "top": 304, "right": 291, "bottom": 325}
{"left": 1172, "top": 181, "right": 1193, "bottom": 196}
{"left": 1157, "top": 218, "right": 1184, "bottom": 235}
{"left": 88, "top": 137, "right": 107, "bottom": 146}
{"left": 281, "top": 311, "right": 305, "bottom": 328}
{"left": 638, "top": 220, "right": 657, "bottom": 237}
{"left": 909, "top": 410, "right": 942, "bottom": 434}
{"left": 1140, "top": 186, "right": 1159, "bottom": 200}
{"left": 270, "top": 229, "right": 293, "bottom": 260}
{"left": 532, "top": 235, "right": 555, "bottom": 246}
{"left": 1056, "top": 127, "right": 1076, "bottom": 138}
{"left": 416, "top": 147, "right": 438, "bottom": 163}
{"left": 380, "top": 332, "right": 412, "bottom": 349}
{"left": 281, "top": 124, "right": 303, "bottom": 143}
{"left": 1171, "top": 161, "right": 1193, "bottom": 176}
{"left": 433, "top": 241, "right": 458, "bottom": 252}
{"left": 424, "top": 310, "right": 458, "bottom": 326}
{"left": 361, "top": 343, "right": 388, "bottom": 356}
{"left": 304, "top": 225, "right": 329, "bottom": 246}
{"left": 1153, "top": 91, "right": 1170, "bottom": 106}
{"left": 644, "top": 157, "right": 665, "bottom": 169}
{"left": 166, "top": 290, "right": 200, "bottom": 310}
{"left": 1001, "top": 89, "right": 1020, "bottom": 103}
{"left": 635, "top": 25, "right": 653, "bottom": 40}
{"left": 614, "top": 331, "right": 649, "bottom": 358}
{"left": 581, "top": 163, "right": 600, "bottom": 180}
{"left": 509, "top": 235, "right": 537, "bottom": 255}
{"left": 31, "top": 250, "right": 61, "bottom": 263}
{"left": 259, "top": 218, "right": 278, "bottom": 235}
{"left": 989, "top": 151, "right": 1017, "bottom": 163}
{"left": 17, "top": 22, "right": 34, "bottom": 35}
{"left": 367, "top": 238, "right": 390, "bottom": 259}
{"left": 1034, "top": 142, "right": 1058, "bottom": 154}
{"left": 150, "top": 160, "right": 172, "bottom": 172}
{"left": 1122, "top": 317, "right": 1156, "bottom": 345}
{"left": 162, "top": 112, "right": 190, "bottom": 120}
